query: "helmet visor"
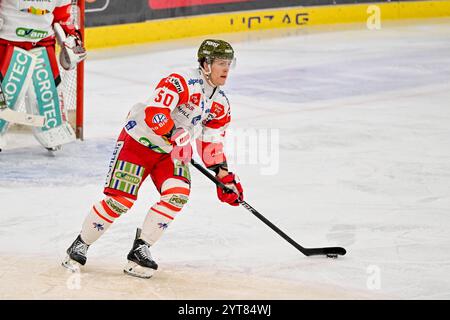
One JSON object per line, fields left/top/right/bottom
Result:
{"left": 210, "top": 57, "right": 237, "bottom": 69}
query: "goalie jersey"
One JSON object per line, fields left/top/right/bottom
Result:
{"left": 0, "top": 0, "right": 77, "bottom": 43}
{"left": 124, "top": 68, "right": 231, "bottom": 169}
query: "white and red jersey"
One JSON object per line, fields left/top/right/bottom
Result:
{"left": 0, "top": 0, "right": 77, "bottom": 43}
{"left": 125, "top": 68, "right": 231, "bottom": 169}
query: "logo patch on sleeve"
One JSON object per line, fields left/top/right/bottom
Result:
{"left": 189, "top": 93, "right": 201, "bottom": 106}
{"left": 210, "top": 102, "right": 224, "bottom": 118}
{"left": 125, "top": 120, "right": 137, "bottom": 130}
{"left": 168, "top": 77, "right": 184, "bottom": 93}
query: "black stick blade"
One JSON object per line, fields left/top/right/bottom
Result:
{"left": 303, "top": 247, "right": 347, "bottom": 257}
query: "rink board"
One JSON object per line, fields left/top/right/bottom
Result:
{"left": 85, "top": 1, "right": 450, "bottom": 49}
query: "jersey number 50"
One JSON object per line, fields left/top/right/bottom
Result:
{"left": 155, "top": 89, "right": 174, "bottom": 107}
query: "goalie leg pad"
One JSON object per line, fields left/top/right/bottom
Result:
{"left": 27, "top": 47, "right": 75, "bottom": 148}
{"left": 0, "top": 46, "right": 37, "bottom": 135}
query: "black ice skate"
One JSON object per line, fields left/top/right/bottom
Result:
{"left": 46, "top": 145, "right": 62, "bottom": 152}
{"left": 123, "top": 228, "right": 158, "bottom": 279}
{"left": 62, "top": 234, "right": 90, "bottom": 272}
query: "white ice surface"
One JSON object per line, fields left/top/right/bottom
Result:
{"left": 1, "top": 19, "right": 450, "bottom": 299}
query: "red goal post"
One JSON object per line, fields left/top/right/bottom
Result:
{"left": 71, "top": 0, "right": 85, "bottom": 140}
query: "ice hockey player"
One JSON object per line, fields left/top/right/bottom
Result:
{"left": 62, "top": 39, "right": 244, "bottom": 279}
{"left": 0, "top": 0, "right": 86, "bottom": 151}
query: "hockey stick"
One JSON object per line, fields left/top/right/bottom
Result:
{"left": 0, "top": 82, "right": 46, "bottom": 127}
{"left": 191, "top": 159, "right": 347, "bottom": 258}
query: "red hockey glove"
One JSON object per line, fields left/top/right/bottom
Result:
{"left": 54, "top": 23, "right": 87, "bottom": 71}
{"left": 216, "top": 173, "right": 244, "bottom": 206}
{"left": 170, "top": 127, "right": 192, "bottom": 164}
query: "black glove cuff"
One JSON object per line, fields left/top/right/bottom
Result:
{"left": 208, "top": 161, "right": 228, "bottom": 175}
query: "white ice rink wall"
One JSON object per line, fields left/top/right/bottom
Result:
{"left": 83, "top": 0, "right": 450, "bottom": 49}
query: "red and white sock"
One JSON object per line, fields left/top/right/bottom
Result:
{"left": 80, "top": 195, "right": 134, "bottom": 244}
{"left": 140, "top": 179, "right": 190, "bottom": 245}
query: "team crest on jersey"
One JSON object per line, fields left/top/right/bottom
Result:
{"left": 152, "top": 113, "right": 167, "bottom": 124}
{"left": 189, "top": 93, "right": 201, "bottom": 106}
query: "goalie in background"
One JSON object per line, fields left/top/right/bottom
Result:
{"left": 0, "top": 0, "right": 86, "bottom": 151}
{"left": 62, "top": 39, "right": 244, "bottom": 279}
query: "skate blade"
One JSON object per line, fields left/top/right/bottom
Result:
{"left": 61, "top": 256, "right": 81, "bottom": 273}
{"left": 46, "top": 145, "right": 62, "bottom": 152}
{"left": 123, "top": 261, "right": 155, "bottom": 279}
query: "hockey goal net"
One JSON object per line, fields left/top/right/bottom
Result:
{"left": 63, "top": 0, "right": 85, "bottom": 140}
{"left": 12, "top": 0, "right": 85, "bottom": 140}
